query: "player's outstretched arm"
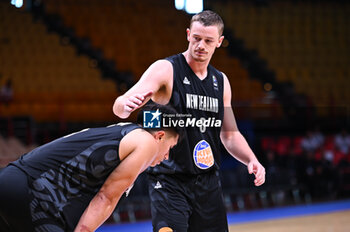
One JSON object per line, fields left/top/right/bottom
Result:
{"left": 219, "top": 73, "right": 265, "bottom": 186}
{"left": 113, "top": 59, "right": 173, "bottom": 119}
{"left": 74, "top": 132, "right": 157, "bottom": 232}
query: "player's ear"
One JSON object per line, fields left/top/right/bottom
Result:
{"left": 217, "top": 36, "right": 224, "bottom": 48}
{"left": 154, "top": 130, "right": 165, "bottom": 142}
{"left": 186, "top": 28, "right": 191, "bottom": 42}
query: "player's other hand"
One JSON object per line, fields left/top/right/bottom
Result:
{"left": 124, "top": 91, "right": 153, "bottom": 113}
{"left": 247, "top": 160, "right": 265, "bottom": 186}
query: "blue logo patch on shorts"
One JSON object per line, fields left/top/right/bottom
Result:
{"left": 193, "top": 140, "right": 214, "bottom": 169}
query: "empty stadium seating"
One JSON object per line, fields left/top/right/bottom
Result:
{"left": 211, "top": 0, "right": 350, "bottom": 112}
{"left": 0, "top": 1, "right": 119, "bottom": 122}
{"left": 42, "top": 0, "right": 269, "bottom": 108}
{"left": 1, "top": 0, "right": 275, "bottom": 122}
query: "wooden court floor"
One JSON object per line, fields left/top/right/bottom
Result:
{"left": 229, "top": 210, "right": 350, "bottom": 232}
{"left": 98, "top": 200, "right": 350, "bottom": 232}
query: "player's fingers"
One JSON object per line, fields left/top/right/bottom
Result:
{"left": 125, "top": 100, "right": 139, "bottom": 110}
{"left": 124, "top": 105, "right": 134, "bottom": 112}
{"left": 255, "top": 166, "right": 265, "bottom": 178}
{"left": 134, "top": 93, "right": 145, "bottom": 101}
{"left": 130, "top": 95, "right": 143, "bottom": 105}
{"left": 256, "top": 168, "right": 265, "bottom": 179}
{"left": 143, "top": 91, "right": 153, "bottom": 99}
{"left": 255, "top": 172, "right": 264, "bottom": 182}
{"left": 254, "top": 170, "right": 265, "bottom": 186}
{"left": 254, "top": 172, "right": 264, "bottom": 182}
{"left": 256, "top": 175, "right": 265, "bottom": 185}
{"left": 255, "top": 178, "right": 264, "bottom": 186}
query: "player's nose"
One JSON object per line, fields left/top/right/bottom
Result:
{"left": 197, "top": 40, "right": 205, "bottom": 49}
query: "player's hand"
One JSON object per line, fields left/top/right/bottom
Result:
{"left": 124, "top": 91, "right": 153, "bottom": 113}
{"left": 247, "top": 160, "right": 265, "bottom": 186}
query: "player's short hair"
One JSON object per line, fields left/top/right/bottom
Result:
{"left": 190, "top": 10, "right": 224, "bottom": 36}
{"left": 137, "top": 102, "right": 184, "bottom": 141}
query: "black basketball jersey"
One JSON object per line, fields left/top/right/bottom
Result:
{"left": 10, "top": 123, "right": 140, "bottom": 230}
{"left": 149, "top": 53, "right": 224, "bottom": 175}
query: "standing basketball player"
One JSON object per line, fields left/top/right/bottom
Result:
{"left": 113, "top": 10, "right": 265, "bottom": 232}
{"left": 0, "top": 104, "right": 180, "bottom": 232}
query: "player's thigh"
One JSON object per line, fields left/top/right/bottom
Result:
{"left": 188, "top": 172, "right": 228, "bottom": 232}
{"left": 148, "top": 174, "right": 191, "bottom": 232}
{"left": 188, "top": 198, "right": 228, "bottom": 232}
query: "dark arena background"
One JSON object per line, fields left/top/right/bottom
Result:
{"left": 1, "top": 0, "right": 350, "bottom": 231}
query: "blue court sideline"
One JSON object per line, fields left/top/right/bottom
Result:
{"left": 97, "top": 199, "right": 350, "bottom": 232}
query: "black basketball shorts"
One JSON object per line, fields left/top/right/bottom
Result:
{"left": 0, "top": 165, "right": 34, "bottom": 232}
{"left": 147, "top": 170, "right": 228, "bottom": 232}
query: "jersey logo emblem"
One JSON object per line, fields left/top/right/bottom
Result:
{"left": 154, "top": 181, "right": 162, "bottom": 189}
{"left": 193, "top": 140, "right": 214, "bottom": 169}
{"left": 212, "top": 75, "right": 219, "bottom": 90}
{"left": 183, "top": 77, "right": 191, "bottom": 85}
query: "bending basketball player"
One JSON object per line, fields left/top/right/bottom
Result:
{"left": 113, "top": 10, "right": 266, "bottom": 232}
{"left": 0, "top": 104, "right": 181, "bottom": 232}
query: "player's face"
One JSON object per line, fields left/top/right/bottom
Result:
{"left": 187, "top": 21, "right": 224, "bottom": 62}
{"left": 151, "top": 133, "right": 179, "bottom": 167}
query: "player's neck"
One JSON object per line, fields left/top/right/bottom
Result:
{"left": 183, "top": 51, "right": 209, "bottom": 80}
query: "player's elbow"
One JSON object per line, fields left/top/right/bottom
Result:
{"left": 95, "top": 191, "right": 114, "bottom": 208}
{"left": 220, "top": 131, "right": 234, "bottom": 142}
{"left": 100, "top": 178, "right": 133, "bottom": 203}
{"left": 221, "top": 130, "right": 242, "bottom": 146}
{"left": 112, "top": 106, "right": 125, "bottom": 119}
{"left": 112, "top": 98, "right": 120, "bottom": 116}
{"left": 113, "top": 97, "right": 127, "bottom": 119}
{"left": 75, "top": 225, "right": 94, "bottom": 232}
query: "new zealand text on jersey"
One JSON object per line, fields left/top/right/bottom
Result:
{"left": 186, "top": 93, "right": 219, "bottom": 113}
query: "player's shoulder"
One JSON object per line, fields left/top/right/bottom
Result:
{"left": 144, "top": 59, "right": 174, "bottom": 86}
{"left": 119, "top": 128, "right": 157, "bottom": 160}
{"left": 152, "top": 59, "right": 173, "bottom": 69}
{"left": 122, "top": 128, "right": 156, "bottom": 149}
{"left": 147, "top": 59, "right": 173, "bottom": 77}
{"left": 220, "top": 71, "right": 228, "bottom": 80}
